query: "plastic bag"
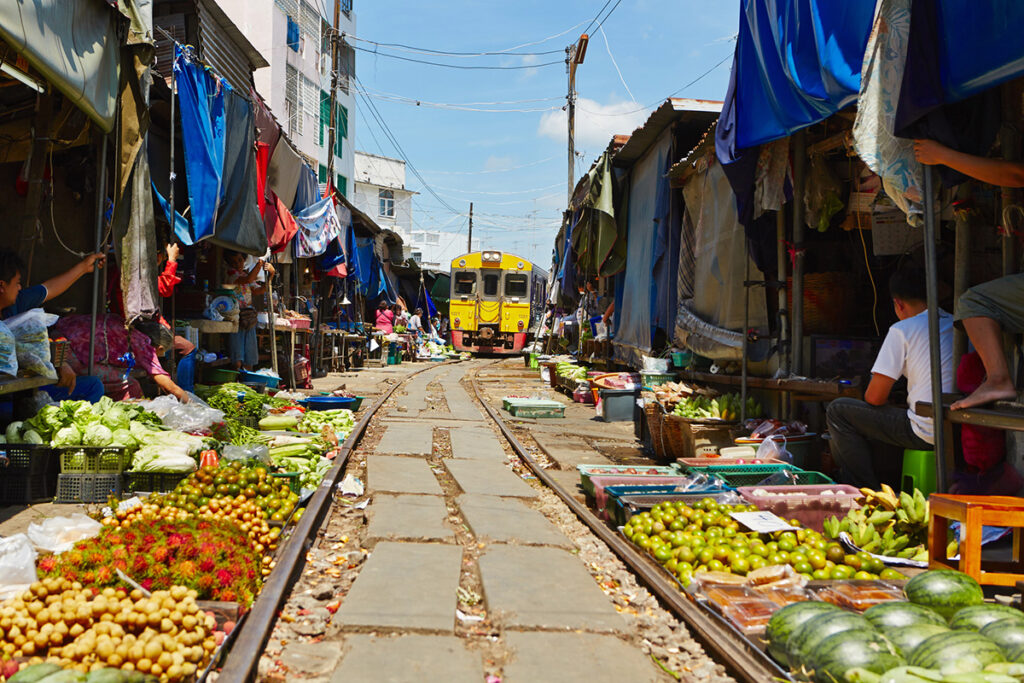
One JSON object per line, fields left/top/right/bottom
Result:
{"left": 26, "top": 514, "right": 102, "bottom": 553}
{"left": 0, "top": 534, "right": 37, "bottom": 599}
{"left": 756, "top": 436, "right": 794, "bottom": 464}
{"left": 642, "top": 355, "right": 670, "bottom": 373}
{"left": 0, "top": 319, "right": 16, "bottom": 376}
{"left": 142, "top": 393, "right": 223, "bottom": 432}
{"left": 6, "top": 308, "right": 58, "bottom": 379}
{"left": 222, "top": 444, "right": 270, "bottom": 464}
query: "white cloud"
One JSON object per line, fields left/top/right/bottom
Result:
{"left": 537, "top": 97, "right": 649, "bottom": 151}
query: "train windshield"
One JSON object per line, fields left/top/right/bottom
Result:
{"left": 505, "top": 274, "right": 528, "bottom": 297}
{"left": 483, "top": 273, "right": 500, "bottom": 296}
{"left": 454, "top": 272, "right": 477, "bottom": 295}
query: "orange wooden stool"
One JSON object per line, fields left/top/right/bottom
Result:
{"left": 929, "top": 494, "right": 1024, "bottom": 586}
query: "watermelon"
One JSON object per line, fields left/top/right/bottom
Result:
{"left": 949, "top": 604, "right": 1024, "bottom": 631}
{"left": 904, "top": 570, "right": 984, "bottom": 620}
{"left": 807, "top": 630, "right": 903, "bottom": 683}
{"left": 864, "top": 603, "right": 946, "bottom": 630}
{"left": 1007, "top": 642, "right": 1024, "bottom": 664}
{"left": 766, "top": 601, "right": 843, "bottom": 664}
{"left": 788, "top": 611, "right": 873, "bottom": 669}
{"left": 908, "top": 630, "right": 1005, "bottom": 671}
{"left": 881, "top": 624, "right": 949, "bottom": 658}
{"left": 980, "top": 619, "right": 1024, "bottom": 656}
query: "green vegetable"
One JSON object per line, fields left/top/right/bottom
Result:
{"left": 21, "top": 429, "right": 43, "bottom": 444}
{"left": 7, "top": 664, "right": 64, "bottom": 683}
{"left": 259, "top": 415, "right": 299, "bottom": 431}
{"left": 82, "top": 423, "right": 114, "bottom": 447}
{"left": 6, "top": 420, "right": 22, "bottom": 442}
{"left": 53, "top": 424, "right": 83, "bottom": 447}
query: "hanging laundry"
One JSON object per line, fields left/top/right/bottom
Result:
{"left": 291, "top": 164, "right": 320, "bottom": 213}
{"left": 210, "top": 89, "right": 267, "bottom": 256}
{"left": 174, "top": 45, "right": 228, "bottom": 243}
{"left": 264, "top": 192, "right": 298, "bottom": 253}
{"left": 754, "top": 138, "right": 790, "bottom": 218}
{"left": 853, "top": 0, "right": 923, "bottom": 224}
{"left": 293, "top": 195, "right": 342, "bottom": 258}
{"left": 266, "top": 138, "right": 303, "bottom": 209}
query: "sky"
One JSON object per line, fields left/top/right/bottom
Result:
{"left": 349, "top": 0, "right": 739, "bottom": 267}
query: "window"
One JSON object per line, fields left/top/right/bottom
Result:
{"left": 378, "top": 189, "right": 395, "bottom": 217}
{"left": 483, "top": 273, "right": 499, "bottom": 296}
{"left": 425, "top": 233, "right": 440, "bottom": 245}
{"left": 454, "top": 272, "right": 477, "bottom": 295}
{"left": 318, "top": 164, "right": 327, "bottom": 183}
{"left": 505, "top": 274, "right": 528, "bottom": 297}
{"left": 285, "top": 65, "right": 301, "bottom": 135}
{"left": 411, "top": 251, "right": 422, "bottom": 263}
{"left": 336, "top": 174, "right": 347, "bottom": 196}
{"left": 335, "top": 105, "right": 348, "bottom": 158}
{"left": 286, "top": 16, "right": 299, "bottom": 51}
{"left": 319, "top": 90, "right": 330, "bottom": 145}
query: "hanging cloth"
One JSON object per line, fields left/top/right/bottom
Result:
{"left": 291, "top": 164, "right": 320, "bottom": 213}
{"left": 174, "top": 45, "right": 227, "bottom": 243}
{"left": 255, "top": 141, "right": 271, "bottom": 218}
{"left": 266, "top": 138, "right": 302, "bottom": 209}
{"left": 293, "top": 194, "right": 342, "bottom": 258}
{"left": 264, "top": 192, "right": 298, "bottom": 253}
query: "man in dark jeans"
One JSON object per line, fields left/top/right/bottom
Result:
{"left": 826, "top": 265, "right": 953, "bottom": 488}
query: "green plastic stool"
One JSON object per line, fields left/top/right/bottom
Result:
{"left": 902, "top": 449, "right": 937, "bottom": 497}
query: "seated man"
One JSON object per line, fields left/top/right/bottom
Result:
{"left": 914, "top": 138, "right": 1024, "bottom": 409}
{"left": 826, "top": 265, "right": 953, "bottom": 488}
{"left": 0, "top": 249, "right": 106, "bottom": 402}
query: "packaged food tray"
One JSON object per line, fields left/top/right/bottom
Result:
{"left": 609, "top": 488, "right": 737, "bottom": 527}
{"left": 58, "top": 446, "right": 131, "bottom": 474}
{"left": 689, "top": 464, "right": 833, "bottom": 487}
{"left": 588, "top": 475, "right": 697, "bottom": 521}
{"left": 737, "top": 484, "right": 861, "bottom": 532}
{"left": 124, "top": 471, "right": 191, "bottom": 493}
{"left": 56, "top": 473, "right": 122, "bottom": 504}
{"left": 577, "top": 463, "right": 681, "bottom": 497}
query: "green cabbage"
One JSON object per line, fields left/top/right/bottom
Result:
{"left": 53, "top": 424, "right": 82, "bottom": 447}
{"left": 130, "top": 445, "right": 197, "bottom": 472}
{"left": 82, "top": 423, "right": 113, "bottom": 447}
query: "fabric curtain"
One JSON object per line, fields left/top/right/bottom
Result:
{"left": 291, "top": 164, "right": 320, "bottom": 213}
{"left": 264, "top": 193, "right": 298, "bottom": 254}
{"left": 570, "top": 151, "right": 626, "bottom": 278}
{"left": 112, "top": 142, "right": 160, "bottom": 323}
{"left": 267, "top": 139, "right": 303, "bottom": 209}
{"left": 651, "top": 144, "right": 678, "bottom": 335}
{"left": 293, "top": 196, "right": 342, "bottom": 258}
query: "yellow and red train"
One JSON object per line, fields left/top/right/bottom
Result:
{"left": 448, "top": 250, "right": 547, "bottom": 354}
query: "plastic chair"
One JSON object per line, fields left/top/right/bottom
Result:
{"left": 176, "top": 349, "right": 197, "bottom": 393}
{"left": 902, "top": 449, "right": 937, "bottom": 497}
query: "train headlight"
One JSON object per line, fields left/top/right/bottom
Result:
{"left": 454, "top": 317, "right": 461, "bottom": 328}
{"left": 517, "top": 320, "right": 524, "bottom": 330}
{"left": 517, "top": 261, "right": 524, "bottom": 269}
{"left": 458, "top": 259, "right": 466, "bottom": 267}
{"left": 482, "top": 251, "right": 501, "bottom": 262}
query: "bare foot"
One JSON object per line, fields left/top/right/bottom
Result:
{"left": 950, "top": 379, "right": 1017, "bottom": 410}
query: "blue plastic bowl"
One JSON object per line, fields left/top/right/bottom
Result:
{"left": 239, "top": 370, "right": 281, "bottom": 389}
{"left": 303, "top": 396, "right": 357, "bottom": 411}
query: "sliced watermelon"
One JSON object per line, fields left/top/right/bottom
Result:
{"left": 765, "top": 601, "right": 843, "bottom": 665}
{"left": 807, "top": 630, "right": 903, "bottom": 683}
{"left": 980, "top": 619, "right": 1024, "bottom": 657}
{"left": 903, "top": 570, "right": 984, "bottom": 620}
{"left": 907, "top": 630, "right": 1005, "bottom": 671}
{"left": 949, "top": 604, "right": 1024, "bottom": 631}
{"left": 881, "top": 624, "right": 949, "bottom": 658}
{"left": 864, "top": 602, "right": 946, "bottom": 630}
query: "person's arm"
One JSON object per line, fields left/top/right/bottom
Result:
{"left": 237, "top": 260, "right": 265, "bottom": 285}
{"left": 914, "top": 140, "right": 1024, "bottom": 188}
{"left": 863, "top": 373, "right": 897, "bottom": 406}
{"left": 152, "top": 373, "right": 188, "bottom": 401}
{"left": 42, "top": 253, "right": 106, "bottom": 301}
{"left": 157, "top": 260, "right": 181, "bottom": 298}
{"left": 602, "top": 300, "right": 615, "bottom": 323}
{"left": 56, "top": 363, "right": 77, "bottom": 394}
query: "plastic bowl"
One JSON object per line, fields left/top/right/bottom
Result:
{"left": 303, "top": 396, "right": 357, "bottom": 411}
{"left": 239, "top": 370, "right": 281, "bottom": 389}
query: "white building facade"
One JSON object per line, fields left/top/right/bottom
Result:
{"left": 216, "top": 0, "right": 356, "bottom": 197}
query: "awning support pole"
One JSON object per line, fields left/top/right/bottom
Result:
{"left": 922, "top": 165, "right": 947, "bottom": 493}
{"left": 168, "top": 46, "right": 177, "bottom": 381}
{"left": 88, "top": 135, "right": 109, "bottom": 376}
{"left": 741, "top": 255, "right": 750, "bottom": 423}
{"left": 790, "top": 131, "right": 807, "bottom": 376}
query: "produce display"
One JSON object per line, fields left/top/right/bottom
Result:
{"left": 672, "top": 393, "right": 761, "bottom": 421}
{"left": 159, "top": 461, "right": 300, "bottom": 525}
{"left": 299, "top": 409, "right": 355, "bottom": 440}
{"left": 555, "top": 362, "right": 587, "bottom": 382}
{"left": 267, "top": 437, "right": 332, "bottom": 490}
{"left": 6, "top": 399, "right": 161, "bottom": 448}
{"left": 651, "top": 381, "right": 697, "bottom": 410}
{"left": 823, "top": 485, "right": 930, "bottom": 561}
{"left": 199, "top": 383, "right": 295, "bottom": 421}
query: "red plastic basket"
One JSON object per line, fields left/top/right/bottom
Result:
{"left": 737, "top": 484, "right": 862, "bottom": 532}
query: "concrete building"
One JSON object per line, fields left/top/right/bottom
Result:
{"left": 215, "top": 0, "right": 356, "bottom": 197}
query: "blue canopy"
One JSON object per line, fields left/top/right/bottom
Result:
{"left": 719, "top": 0, "right": 875, "bottom": 153}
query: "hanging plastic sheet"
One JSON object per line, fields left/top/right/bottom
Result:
{"left": 293, "top": 195, "right": 342, "bottom": 258}
{"left": 352, "top": 238, "right": 379, "bottom": 295}
{"left": 208, "top": 89, "right": 267, "bottom": 256}
{"left": 651, "top": 148, "right": 678, "bottom": 335}
{"left": 570, "top": 151, "right": 626, "bottom": 278}
{"left": 718, "top": 0, "right": 876, "bottom": 152}
{"left": 267, "top": 138, "right": 303, "bottom": 210}
{"left": 174, "top": 45, "right": 227, "bottom": 244}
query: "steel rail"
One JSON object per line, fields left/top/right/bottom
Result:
{"left": 217, "top": 361, "right": 455, "bottom": 682}
{"left": 467, "top": 366, "right": 789, "bottom": 683}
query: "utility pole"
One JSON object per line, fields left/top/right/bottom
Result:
{"left": 467, "top": 202, "right": 473, "bottom": 253}
{"left": 566, "top": 34, "right": 589, "bottom": 204}
{"left": 325, "top": 0, "right": 341, "bottom": 188}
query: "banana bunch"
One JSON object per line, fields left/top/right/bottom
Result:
{"left": 672, "top": 393, "right": 761, "bottom": 421}
{"left": 822, "top": 484, "right": 930, "bottom": 561}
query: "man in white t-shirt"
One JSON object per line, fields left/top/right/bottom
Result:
{"left": 826, "top": 265, "right": 953, "bottom": 488}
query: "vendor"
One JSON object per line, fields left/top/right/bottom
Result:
{"left": 0, "top": 249, "right": 105, "bottom": 402}
{"left": 825, "top": 265, "right": 953, "bottom": 489}
{"left": 224, "top": 250, "right": 273, "bottom": 371}
{"left": 408, "top": 307, "right": 424, "bottom": 337}
{"left": 53, "top": 313, "right": 188, "bottom": 401}
{"left": 374, "top": 300, "right": 395, "bottom": 334}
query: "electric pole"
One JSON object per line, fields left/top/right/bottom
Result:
{"left": 566, "top": 34, "right": 589, "bottom": 204}
{"left": 467, "top": 202, "right": 473, "bottom": 253}
{"left": 325, "top": 0, "right": 341, "bottom": 188}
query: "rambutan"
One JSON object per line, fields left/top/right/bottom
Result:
{"left": 175, "top": 560, "right": 198, "bottom": 580}
{"left": 37, "top": 556, "right": 58, "bottom": 573}
{"left": 152, "top": 546, "right": 171, "bottom": 564}
{"left": 199, "top": 558, "right": 216, "bottom": 573}
{"left": 132, "top": 554, "right": 150, "bottom": 574}
{"left": 140, "top": 578, "right": 154, "bottom": 591}
{"left": 216, "top": 569, "right": 234, "bottom": 587}
{"left": 96, "top": 566, "right": 113, "bottom": 583}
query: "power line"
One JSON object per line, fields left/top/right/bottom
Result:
{"left": 348, "top": 35, "right": 562, "bottom": 57}
{"left": 421, "top": 156, "right": 558, "bottom": 176}
{"left": 599, "top": 25, "right": 636, "bottom": 104}
{"left": 430, "top": 181, "right": 565, "bottom": 195}
{"left": 351, "top": 43, "right": 562, "bottom": 70}
{"left": 355, "top": 89, "right": 560, "bottom": 113}
{"left": 582, "top": 0, "right": 615, "bottom": 37}
{"left": 358, "top": 87, "right": 564, "bottom": 107}
{"left": 592, "top": 0, "right": 625, "bottom": 35}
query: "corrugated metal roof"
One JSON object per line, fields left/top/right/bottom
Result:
{"left": 612, "top": 98, "right": 721, "bottom": 167}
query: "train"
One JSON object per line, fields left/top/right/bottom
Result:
{"left": 448, "top": 250, "right": 547, "bottom": 354}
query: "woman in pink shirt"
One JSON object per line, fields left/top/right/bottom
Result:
{"left": 374, "top": 300, "right": 395, "bottom": 334}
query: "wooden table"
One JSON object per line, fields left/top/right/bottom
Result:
{"left": 0, "top": 375, "right": 51, "bottom": 397}
{"left": 677, "top": 370, "right": 862, "bottom": 399}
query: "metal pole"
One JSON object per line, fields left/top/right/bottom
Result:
{"left": 168, "top": 45, "right": 178, "bottom": 380}
{"left": 88, "top": 136, "right": 109, "bottom": 376}
{"left": 326, "top": 1, "right": 341, "bottom": 186}
{"left": 776, "top": 209, "right": 790, "bottom": 419}
{"left": 922, "top": 165, "right": 947, "bottom": 493}
{"left": 952, "top": 190, "right": 970, "bottom": 366}
{"left": 790, "top": 131, "right": 807, "bottom": 376}
{"left": 741, "top": 255, "right": 750, "bottom": 423}
{"left": 567, "top": 49, "right": 575, "bottom": 205}
{"left": 467, "top": 202, "right": 473, "bottom": 252}
{"left": 268, "top": 255, "right": 279, "bottom": 375}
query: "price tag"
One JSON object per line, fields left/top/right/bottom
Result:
{"left": 730, "top": 510, "right": 797, "bottom": 534}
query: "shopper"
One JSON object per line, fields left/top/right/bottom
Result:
{"left": 374, "top": 300, "right": 395, "bottom": 334}
{"left": 224, "top": 251, "right": 273, "bottom": 371}
{"left": 0, "top": 249, "right": 105, "bottom": 402}
{"left": 825, "top": 264, "right": 953, "bottom": 488}
{"left": 914, "top": 138, "right": 1024, "bottom": 410}
{"left": 408, "top": 308, "right": 424, "bottom": 336}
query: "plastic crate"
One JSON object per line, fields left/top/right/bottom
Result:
{"left": 58, "top": 447, "right": 131, "bottom": 474}
{"left": 689, "top": 464, "right": 833, "bottom": 488}
{"left": 737, "top": 484, "right": 862, "bottom": 532}
{"left": 125, "top": 471, "right": 190, "bottom": 493}
{"left": 271, "top": 472, "right": 302, "bottom": 493}
{"left": 588, "top": 475, "right": 697, "bottom": 521}
{"left": 56, "top": 473, "right": 122, "bottom": 503}
{"left": 577, "top": 464, "right": 683, "bottom": 498}
{"left": 640, "top": 372, "right": 676, "bottom": 387}
{"left": 611, "top": 490, "right": 738, "bottom": 527}
{"left": 2, "top": 443, "right": 52, "bottom": 469}
{"left": 0, "top": 445, "right": 58, "bottom": 504}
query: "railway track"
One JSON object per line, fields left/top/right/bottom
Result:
{"left": 211, "top": 359, "right": 785, "bottom": 682}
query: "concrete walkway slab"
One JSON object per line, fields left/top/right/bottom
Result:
{"left": 375, "top": 422, "right": 434, "bottom": 456}
{"left": 503, "top": 632, "right": 659, "bottom": 683}
{"left": 367, "top": 494, "right": 453, "bottom": 541}
{"left": 458, "top": 494, "right": 570, "bottom": 547}
{"left": 367, "top": 456, "right": 443, "bottom": 495}
{"left": 449, "top": 427, "right": 505, "bottom": 460}
{"left": 446, "top": 459, "right": 537, "bottom": 498}
{"left": 532, "top": 433, "right": 612, "bottom": 470}
{"left": 333, "top": 542, "right": 462, "bottom": 631}
{"left": 443, "top": 388, "right": 483, "bottom": 421}
{"left": 330, "top": 634, "right": 483, "bottom": 683}
{"left": 478, "top": 545, "right": 624, "bottom": 631}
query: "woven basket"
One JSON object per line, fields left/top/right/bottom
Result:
{"left": 663, "top": 414, "right": 739, "bottom": 460}
{"left": 786, "top": 272, "right": 855, "bottom": 335}
{"left": 49, "top": 340, "right": 69, "bottom": 368}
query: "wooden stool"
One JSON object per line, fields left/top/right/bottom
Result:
{"left": 929, "top": 494, "right": 1024, "bottom": 586}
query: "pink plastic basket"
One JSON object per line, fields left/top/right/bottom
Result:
{"left": 737, "top": 484, "right": 862, "bottom": 532}
{"left": 588, "top": 475, "right": 695, "bottom": 520}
